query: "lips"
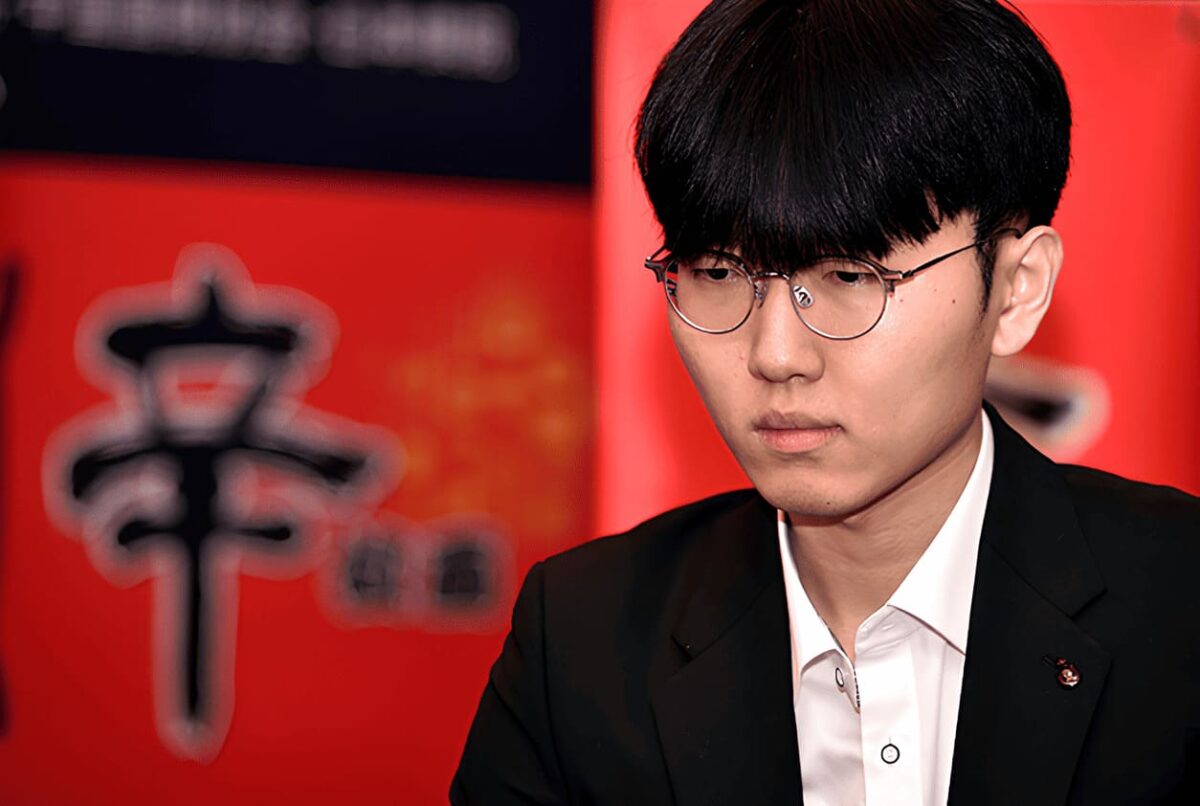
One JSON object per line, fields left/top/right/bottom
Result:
{"left": 753, "top": 411, "right": 836, "bottom": 430}
{"left": 752, "top": 411, "right": 841, "bottom": 453}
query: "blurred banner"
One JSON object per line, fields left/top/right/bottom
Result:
{"left": 0, "top": 1, "right": 591, "bottom": 803}
{"left": 595, "top": 0, "right": 1200, "bottom": 535}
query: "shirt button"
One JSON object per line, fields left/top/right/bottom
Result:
{"left": 835, "top": 667, "right": 845, "bottom": 688}
{"left": 881, "top": 743, "right": 900, "bottom": 765}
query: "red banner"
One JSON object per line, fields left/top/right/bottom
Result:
{"left": 0, "top": 158, "right": 592, "bottom": 802}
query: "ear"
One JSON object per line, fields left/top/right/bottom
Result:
{"left": 990, "top": 226, "right": 1063, "bottom": 357}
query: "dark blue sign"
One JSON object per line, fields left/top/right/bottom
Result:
{"left": 0, "top": 0, "right": 592, "bottom": 184}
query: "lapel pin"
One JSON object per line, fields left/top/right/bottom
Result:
{"left": 1042, "top": 655, "right": 1081, "bottom": 689}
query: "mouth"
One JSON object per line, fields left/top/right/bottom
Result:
{"left": 752, "top": 412, "right": 842, "bottom": 454}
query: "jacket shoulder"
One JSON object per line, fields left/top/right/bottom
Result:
{"left": 1059, "top": 464, "right": 1200, "bottom": 539}
{"left": 1057, "top": 465, "right": 1199, "bottom": 617}
{"left": 540, "top": 488, "right": 760, "bottom": 587}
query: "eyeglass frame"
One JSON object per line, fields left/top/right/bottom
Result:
{"left": 643, "top": 227, "right": 1023, "bottom": 340}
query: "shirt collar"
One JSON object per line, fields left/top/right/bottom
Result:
{"left": 777, "top": 409, "right": 995, "bottom": 675}
{"left": 778, "top": 509, "right": 842, "bottom": 676}
{"left": 887, "top": 410, "right": 993, "bottom": 653}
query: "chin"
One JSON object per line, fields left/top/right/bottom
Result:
{"left": 751, "top": 475, "right": 873, "bottom": 522}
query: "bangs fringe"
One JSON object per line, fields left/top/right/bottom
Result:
{"left": 636, "top": 0, "right": 1069, "bottom": 277}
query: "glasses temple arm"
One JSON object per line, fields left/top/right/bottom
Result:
{"left": 889, "top": 227, "right": 1023, "bottom": 281}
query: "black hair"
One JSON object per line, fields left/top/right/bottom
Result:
{"left": 635, "top": 0, "right": 1071, "bottom": 301}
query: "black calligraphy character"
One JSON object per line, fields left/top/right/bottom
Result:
{"left": 68, "top": 277, "right": 368, "bottom": 734}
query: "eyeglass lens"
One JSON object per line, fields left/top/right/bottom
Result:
{"left": 665, "top": 254, "right": 887, "bottom": 338}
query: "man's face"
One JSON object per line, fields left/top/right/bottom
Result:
{"left": 668, "top": 215, "right": 999, "bottom": 522}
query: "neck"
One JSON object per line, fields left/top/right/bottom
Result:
{"left": 786, "top": 412, "right": 983, "bottom": 658}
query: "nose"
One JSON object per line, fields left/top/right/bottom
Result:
{"left": 746, "top": 276, "right": 826, "bottom": 383}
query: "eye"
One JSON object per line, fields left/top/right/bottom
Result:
{"left": 826, "top": 268, "right": 874, "bottom": 286}
{"left": 693, "top": 267, "right": 734, "bottom": 283}
{"left": 680, "top": 254, "right": 745, "bottom": 284}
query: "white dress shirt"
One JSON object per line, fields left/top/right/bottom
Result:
{"left": 778, "top": 412, "right": 995, "bottom": 806}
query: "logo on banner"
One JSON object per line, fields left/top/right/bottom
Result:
{"left": 42, "top": 245, "right": 507, "bottom": 760}
{"left": 321, "top": 512, "right": 507, "bottom": 630}
{"left": 985, "top": 354, "right": 1110, "bottom": 462}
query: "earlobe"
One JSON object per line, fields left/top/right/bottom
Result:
{"left": 990, "top": 226, "right": 1063, "bottom": 357}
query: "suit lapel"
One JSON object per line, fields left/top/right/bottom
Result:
{"left": 949, "top": 408, "right": 1110, "bottom": 805}
{"left": 651, "top": 494, "right": 803, "bottom": 806}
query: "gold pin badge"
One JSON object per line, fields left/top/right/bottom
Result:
{"left": 1042, "top": 655, "right": 1081, "bottom": 689}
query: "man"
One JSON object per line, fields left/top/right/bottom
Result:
{"left": 452, "top": 1, "right": 1200, "bottom": 803}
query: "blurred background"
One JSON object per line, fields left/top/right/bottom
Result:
{"left": 0, "top": 0, "right": 1197, "bottom": 802}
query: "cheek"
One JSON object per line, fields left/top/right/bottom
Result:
{"left": 670, "top": 326, "right": 747, "bottom": 423}
{"left": 848, "top": 289, "right": 990, "bottom": 434}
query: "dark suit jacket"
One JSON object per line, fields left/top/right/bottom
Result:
{"left": 452, "top": 411, "right": 1200, "bottom": 804}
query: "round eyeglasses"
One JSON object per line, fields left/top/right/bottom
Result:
{"left": 644, "top": 229, "right": 1021, "bottom": 340}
